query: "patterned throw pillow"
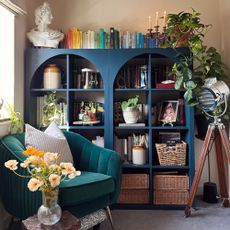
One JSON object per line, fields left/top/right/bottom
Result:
{"left": 25, "top": 122, "right": 73, "bottom": 163}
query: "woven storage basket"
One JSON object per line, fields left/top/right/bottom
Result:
{"left": 118, "top": 189, "right": 149, "bottom": 204}
{"left": 155, "top": 141, "right": 186, "bottom": 166}
{"left": 154, "top": 190, "right": 189, "bottom": 205}
{"left": 154, "top": 175, "right": 189, "bottom": 190}
{"left": 121, "top": 174, "right": 149, "bottom": 189}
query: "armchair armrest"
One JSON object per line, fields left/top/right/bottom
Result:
{"left": 64, "top": 131, "right": 121, "bottom": 203}
{"left": 0, "top": 134, "right": 42, "bottom": 219}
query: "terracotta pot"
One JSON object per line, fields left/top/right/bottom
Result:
{"left": 43, "top": 64, "right": 61, "bottom": 89}
{"left": 87, "top": 112, "right": 97, "bottom": 121}
{"left": 171, "top": 27, "right": 191, "bottom": 48}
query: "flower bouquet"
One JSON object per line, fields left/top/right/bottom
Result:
{"left": 4, "top": 147, "right": 81, "bottom": 226}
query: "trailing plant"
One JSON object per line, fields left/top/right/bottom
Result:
{"left": 121, "top": 95, "right": 139, "bottom": 111}
{"left": 165, "top": 9, "right": 228, "bottom": 108}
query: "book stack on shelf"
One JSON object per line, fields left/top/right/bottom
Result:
{"left": 64, "top": 26, "right": 166, "bottom": 49}
{"left": 115, "top": 64, "right": 148, "bottom": 89}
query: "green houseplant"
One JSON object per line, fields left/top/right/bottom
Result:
{"left": 121, "top": 95, "right": 140, "bottom": 124}
{"left": 165, "top": 9, "right": 228, "bottom": 107}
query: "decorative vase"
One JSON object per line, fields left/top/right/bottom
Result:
{"left": 122, "top": 106, "right": 139, "bottom": 124}
{"left": 37, "top": 187, "right": 62, "bottom": 226}
{"left": 132, "top": 145, "right": 146, "bottom": 165}
{"left": 43, "top": 64, "right": 61, "bottom": 89}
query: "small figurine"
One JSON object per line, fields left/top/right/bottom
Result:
{"left": 27, "top": 2, "right": 64, "bottom": 48}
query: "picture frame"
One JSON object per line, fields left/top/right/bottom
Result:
{"left": 158, "top": 100, "right": 179, "bottom": 125}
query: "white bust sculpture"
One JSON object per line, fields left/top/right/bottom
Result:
{"left": 27, "top": 2, "right": 64, "bottom": 48}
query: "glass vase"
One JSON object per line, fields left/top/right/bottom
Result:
{"left": 37, "top": 187, "right": 62, "bottom": 226}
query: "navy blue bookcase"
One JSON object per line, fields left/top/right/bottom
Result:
{"left": 25, "top": 48, "right": 195, "bottom": 209}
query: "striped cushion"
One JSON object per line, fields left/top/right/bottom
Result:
{"left": 25, "top": 122, "right": 73, "bottom": 163}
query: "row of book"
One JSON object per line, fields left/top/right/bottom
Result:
{"left": 114, "top": 134, "right": 149, "bottom": 163}
{"left": 115, "top": 64, "right": 148, "bottom": 89}
{"left": 64, "top": 27, "right": 163, "bottom": 49}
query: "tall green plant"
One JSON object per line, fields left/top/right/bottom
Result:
{"left": 166, "top": 9, "right": 228, "bottom": 107}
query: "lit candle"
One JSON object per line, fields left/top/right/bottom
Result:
{"left": 163, "top": 11, "right": 167, "bottom": 27}
{"left": 148, "top": 16, "right": 152, "bottom": 29}
{"left": 155, "top": 11, "right": 159, "bottom": 26}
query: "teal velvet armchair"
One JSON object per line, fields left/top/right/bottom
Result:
{"left": 0, "top": 131, "right": 121, "bottom": 220}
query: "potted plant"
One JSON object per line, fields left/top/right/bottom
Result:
{"left": 165, "top": 8, "right": 211, "bottom": 48}
{"left": 165, "top": 9, "right": 228, "bottom": 107}
{"left": 0, "top": 98, "right": 23, "bottom": 137}
{"left": 121, "top": 95, "right": 139, "bottom": 124}
{"left": 79, "top": 101, "right": 104, "bottom": 122}
{"left": 132, "top": 134, "right": 146, "bottom": 165}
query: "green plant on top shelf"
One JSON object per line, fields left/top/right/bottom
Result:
{"left": 165, "top": 9, "right": 228, "bottom": 108}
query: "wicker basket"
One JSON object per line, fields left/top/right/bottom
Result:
{"left": 155, "top": 141, "right": 186, "bottom": 166}
{"left": 118, "top": 189, "right": 149, "bottom": 204}
{"left": 154, "top": 175, "right": 189, "bottom": 190}
{"left": 154, "top": 190, "right": 189, "bottom": 205}
{"left": 121, "top": 174, "right": 149, "bottom": 189}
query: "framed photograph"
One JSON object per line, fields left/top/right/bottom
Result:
{"left": 158, "top": 100, "right": 179, "bottom": 125}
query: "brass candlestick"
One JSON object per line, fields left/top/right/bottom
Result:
{"left": 154, "top": 25, "right": 160, "bottom": 47}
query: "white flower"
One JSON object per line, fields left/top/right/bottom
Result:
{"left": 27, "top": 156, "right": 40, "bottom": 165}
{"left": 49, "top": 174, "right": 61, "bottom": 187}
{"left": 68, "top": 170, "right": 81, "bottom": 179}
{"left": 27, "top": 178, "right": 43, "bottom": 192}
{"left": 4, "top": 160, "right": 18, "bottom": 171}
{"left": 20, "top": 161, "right": 29, "bottom": 168}
{"left": 61, "top": 162, "right": 75, "bottom": 175}
{"left": 44, "top": 152, "right": 59, "bottom": 165}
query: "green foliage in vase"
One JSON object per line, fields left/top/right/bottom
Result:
{"left": 42, "top": 93, "right": 62, "bottom": 127}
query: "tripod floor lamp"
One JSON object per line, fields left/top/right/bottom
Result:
{"left": 185, "top": 80, "right": 230, "bottom": 217}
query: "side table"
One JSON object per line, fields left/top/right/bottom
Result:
{"left": 21, "top": 210, "right": 81, "bottom": 230}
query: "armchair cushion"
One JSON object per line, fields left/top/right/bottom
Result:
{"left": 25, "top": 122, "right": 73, "bottom": 163}
{"left": 59, "top": 171, "right": 114, "bottom": 206}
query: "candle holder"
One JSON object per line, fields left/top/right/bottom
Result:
{"left": 154, "top": 25, "right": 160, "bottom": 48}
{"left": 146, "top": 28, "right": 155, "bottom": 48}
{"left": 159, "top": 26, "right": 167, "bottom": 47}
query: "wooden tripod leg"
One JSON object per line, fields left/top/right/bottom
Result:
{"left": 185, "top": 125, "right": 215, "bottom": 217}
{"left": 215, "top": 129, "right": 229, "bottom": 207}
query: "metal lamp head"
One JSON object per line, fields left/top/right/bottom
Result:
{"left": 198, "top": 80, "right": 230, "bottom": 112}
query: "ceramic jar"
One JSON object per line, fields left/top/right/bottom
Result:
{"left": 43, "top": 64, "right": 61, "bottom": 89}
{"left": 132, "top": 145, "right": 146, "bottom": 165}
